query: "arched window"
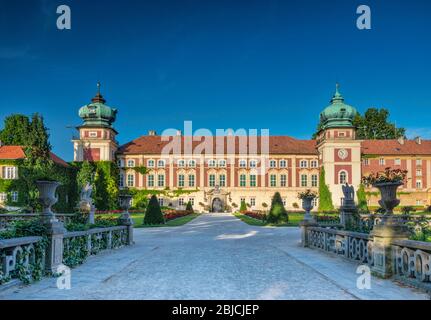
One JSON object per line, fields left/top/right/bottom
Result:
{"left": 208, "top": 159, "right": 216, "bottom": 168}
{"left": 157, "top": 159, "right": 165, "bottom": 168}
{"left": 339, "top": 171, "right": 347, "bottom": 184}
{"left": 127, "top": 159, "right": 135, "bottom": 167}
{"left": 188, "top": 159, "right": 196, "bottom": 168}
{"left": 177, "top": 159, "right": 185, "bottom": 168}
{"left": 147, "top": 159, "right": 155, "bottom": 168}
{"left": 269, "top": 160, "right": 277, "bottom": 168}
{"left": 279, "top": 160, "right": 287, "bottom": 168}
{"left": 300, "top": 160, "right": 308, "bottom": 168}
{"left": 218, "top": 159, "right": 226, "bottom": 167}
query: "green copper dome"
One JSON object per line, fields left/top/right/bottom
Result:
{"left": 78, "top": 86, "right": 117, "bottom": 128}
{"left": 319, "top": 84, "right": 358, "bottom": 129}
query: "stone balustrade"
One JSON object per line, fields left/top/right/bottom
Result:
{"left": 392, "top": 239, "right": 431, "bottom": 292}
{"left": 63, "top": 226, "right": 129, "bottom": 267}
{"left": 0, "top": 236, "right": 44, "bottom": 286}
{"left": 358, "top": 214, "right": 431, "bottom": 233}
{"left": 307, "top": 226, "right": 374, "bottom": 266}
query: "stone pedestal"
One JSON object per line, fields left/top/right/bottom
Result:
{"left": 299, "top": 219, "right": 318, "bottom": 247}
{"left": 340, "top": 198, "right": 358, "bottom": 229}
{"left": 43, "top": 220, "right": 66, "bottom": 274}
{"left": 370, "top": 221, "right": 410, "bottom": 278}
{"left": 118, "top": 194, "right": 134, "bottom": 245}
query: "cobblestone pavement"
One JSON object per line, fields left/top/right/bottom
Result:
{"left": 0, "top": 213, "right": 429, "bottom": 300}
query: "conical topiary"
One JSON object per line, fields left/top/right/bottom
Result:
{"left": 186, "top": 201, "right": 193, "bottom": 212}
{"left": 239, "top": 200, "right": 247, "bottom": 213}
{"left": 267, "top": 192, "right": 288, "bottom": 223}
{"left": 143, "top": 195, "right": 165, "bottom": 225}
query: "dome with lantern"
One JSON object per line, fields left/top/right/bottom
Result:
{"left": 78, "top": 83, "right": 117, "bottom": 128}
{"left": 319, "top": 84, "right": 358, "bottom": 129}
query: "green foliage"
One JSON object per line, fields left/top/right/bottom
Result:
{"left": 131, "top": 166, "right": 149, "bottom": 175}
{"left": 401, "top": 206, "right": 416, "bottom": 215}
{"left": 318, "top": 167, "right": 334, "bottom": 211}
{"left": 0, "top": 114, "right": 31, "bottom": 146}
{"left": 186, "top": 201, "right": 193, "bottom": 212}
{"left": 144, "top": 195, "right": 165, "bottom": 225}
{"left": 353, "top": 108, "right": 405, "bottom": 139}
{"left": 356, "top": 184, "right": 368, "bottom": 212}
{"left": 239, "top": 200, "right": 247, "bottom": 212}
{"left": 267, "top": 192, "right": 288, "bottom": 223}
{"left": 76, "top": 160, "right": 94, "bottom": 190}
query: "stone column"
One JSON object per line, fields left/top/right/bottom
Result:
{"left": 299, "top": 220, "right": 318, "bottom": 247}
{"left": 118, "top": 194, "right": 134, "bottom": 245}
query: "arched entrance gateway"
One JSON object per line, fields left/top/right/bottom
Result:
{"left": 212, "top": 198, "right": 224, "bottom": 213}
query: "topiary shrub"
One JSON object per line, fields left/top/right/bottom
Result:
{"left": 267, "top": 192, "right": 288, "bottom": 224}
{"left": 239, "top": 200, "right": 247, "bottom": 213}
{"left": 185, "top": 201, "right": 194, "bottom": 212}
{"left": 143, "top": 195, "right": 165, "bottom": 225}
{"left": 318, "top": 167, "right": 334, "bottom": 211}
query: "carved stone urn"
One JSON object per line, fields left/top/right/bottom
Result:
{"left": 118, "top": 194, "right": 133, "bottom": 225}
{"left": 302, "top": 196, "right": 315, "bottom": 221}
{"left": 36, "top": 180, "right": 61, "bottom": 220}
{"left": 373, "top": 181, "right": 403, "bottom": 225}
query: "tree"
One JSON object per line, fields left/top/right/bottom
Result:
{"left": 0, "top": 114, "right": 31, "bottom": 145}
{"left": 144, "top": 195, "right": 164, "bottom": 225}
{"left": 356, "top": 183, "right": 368, "bottom": 212}
{"left": 26, "top": 113, "right": 51, "bottom": 161}
{"left": 318, "top": 167, "right": 334, "bottom": 212}
{"left": 93, "top": 167, "right": 109, "bottom": 211}
{"left": 185, "top": 201, "right": 193, "bottom": 212}
{"left": 267, "top": 192, "right": 288, "bottom": 223}
{"left": 239, "top": 200, "right": 247, "bottom": 213}
{"left": 353, "top": 108, "right": 405, "bottom": 139}
{"left": 77, "top": 161, "right": 94, "bottom": 191}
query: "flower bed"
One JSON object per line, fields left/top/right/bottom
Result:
{"left": 243, "top": 211, "right": 267, "bottom": 221}
{"left": 96, "top": 209, "right": 145, "bottom": 214}
{"left": 163, "top": 210, "right": 194, "bottom": 221}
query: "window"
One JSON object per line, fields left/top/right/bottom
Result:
{"left": 188, "top": 198, "right": 195, "bottom": 206}
{"left": 416, "top": 169, "right": 422, "bottom": 177}
{"left": 147, "top": 160, "right": 155, "bottom": 168}
{"left": 209, "top": 174, "right": 216, "bottom": 187}
{"left": 311, "top": 174, "right": 318, "bottom": 187}
{"left": 177, "top": 159, "right": 185, "bottom": 168}
{"left": 339, "top": 171, "right": 347, "bottom": 184}
{"left": 188, "top": 160, "right": 196, "bottom": 168}
{"left": 310, "top": 160, "right": 318, "bottom": 168}
{"left": 0, "top": 193, "right": 7, "bottom": 202}
{"left": 250, "top": 198, "right": 256, "bottom": 207}
{"left": 127, "top": 159, "right": 135, "bottom": 167}
{"left": 416, "top": 180, "right": 422, "bottom": 189}
{"left": 364, "top": 158, "right": 369, "bottom": 166}
{"left": 280, "top": 174, "right": 287, "bottom": 187}
{"left": 270, "top": 174, "right": 277, "bottom": 187}
{"left": 179, "top": 198, "right": 185, "bottom": 206}
{"left": 250, "top": 175, "right": 256, "bottom": 187}
{"left": 188, "top": 174, "right": 195, "bottom": 187}
{"left": 379, "top": 158, "right": 385, "bottom": 166}
{"left": 279, "top": 160, "right": 287, "bottom": 168}
{"left": 147, "top": 175, "right": 154, "bottom": 187}
{"left": 249, "top": 160, "right": 257, "bottom": 168}
{"left": 301, "top": 174, "right": 308, "bottom": 187}
{"left": 127, "top": 174, "right": 134, "bottom": 187}
{"left": 159, "top": 198, "right": 164, "bottom": 206}
{"left": 300, "top": 160, "right": 308, "bottom": 168}
{"left": 3, "top": 167, "right": 17, "bottom": 180}
{"left": 157, "top": 160, "right": 165, "bottom": 168}
{"left": 312, "top": 198, "right": 318, "bottom": 207}
{"left": 239, "top": 160, "right": 247, "bottom": 168}
{"left": 218, "top": 160, "right": 226, "bottom": 167}
{"left": 416, "top": 159, "right": 422, "bottom": 166}
{"left": 239, "top": 174, "right": 246, "bottom": 187}
{"left": 395, "top": 158, "right": 401, "bottom": 166}
{"left": 11, "top": 191, "right": 18, "bottom": 202}
{"left": 219, "top": 174, "right": 226, "bottom": 187}
{"left": 89, "top": 131, "right": 98, "bottom": 138}
{"left": 158, "top": 174, "right": 165, "bottom": 187}
{"left": 178, "top": 174, "right": 185, "bottom": 187}
{"left": 119, "top": 174, "right": 124, "bottom": 187}
{"left": 269, "top": 160, "right": 277, "bottom": 168}
{"left": 208, "top": 159, "right": 216, "bottom": 168}
{"left": 240, "top": 197, "right": 246, "bottom": 205}
{"left": 282, "top": 198, "right": 286, "bottom": 207}
{"left": 416, "top": 199, "right": 422, "bottom": 206}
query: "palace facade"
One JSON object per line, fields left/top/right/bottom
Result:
{"left": 72, "top": 86, "right": 431, "bottom": 212}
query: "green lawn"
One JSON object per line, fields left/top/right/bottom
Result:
{"left": 95, "top": 213, "right": 200, "bottom": 228}
{"left": 234, "top": 212, "right": 303, "bottom": 227}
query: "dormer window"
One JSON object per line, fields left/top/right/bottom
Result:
{"left": 89, "top": 131, "right": 98, "bottom": 138}
{"left": 127, "top": 159, "right": 135, "bottom": 167}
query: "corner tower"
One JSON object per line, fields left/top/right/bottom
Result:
{"left": 72, "top": 83, "right": 118, "bottom": 162}
{"left": 316, "top": 84, "right": 362, "bottom": 206}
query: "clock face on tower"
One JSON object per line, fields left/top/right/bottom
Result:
{"left": 338, "top": 148, "right": 348, "bottom": 160}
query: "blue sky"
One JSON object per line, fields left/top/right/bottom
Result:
{"left": 0, "top": 0, "right": 430, "bottom": 161}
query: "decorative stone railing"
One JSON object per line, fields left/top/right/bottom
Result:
{"left": 0, "top": 214, "right": 74, "bottom": 230}
{"left": 392, "top": 239, "right": 431, "bottom": 292}
{"left": 0, "top": 236, "right": 45, "bottom": 286}
{"left": 307, "top": 226, "right": 374, "bottom": 265}
{"left": 358, "top": 214, "right": 431, "bottom": 233}
{"left": 63, "top": 226, "right": 129, "bottom": 268}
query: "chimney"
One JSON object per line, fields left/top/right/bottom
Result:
{"left": 397, "top": 136, "right": 405, "bottom": 145}
{"left": 415, "top": 136, "right": 422, "bottom": 145}
{"left": 176, "top": 130, "right": 182, "bottom": 136}
{"left": 148, "top": 130, "right": 157, "bottom": 136}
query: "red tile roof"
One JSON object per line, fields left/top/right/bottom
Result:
{"left": 0, "top": 146, "right": 69, "bottom": 167}
{"left": 118, "top": 135, "right": 318, "bottom": 155}
{"left": 361, "top": 140, "right": 431, "bottom": 155}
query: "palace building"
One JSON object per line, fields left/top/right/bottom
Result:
{"left": 72, "top": 86, "right": 431, "bottom": 212}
